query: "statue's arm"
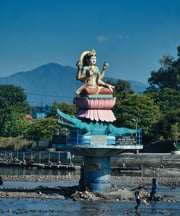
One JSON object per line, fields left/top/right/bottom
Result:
{"left": 97, "top": 76, "right": 114, "bottom": 93}
{"left": 97, "top": 62, "right": 114, "bottom": 90}
{"left": 97, "top": 74, "right": 107, "bottom": 86}
{"left": 99, "top": 62, "right": 109, "bottom": 79}
{"left": 76, "top": 61, "right": 86, "bottom": 82}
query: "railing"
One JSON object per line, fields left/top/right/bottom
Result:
{"left": 0, "top": 150, "right": 75, "bottom": 165}
{"left": 52, "top": 129, "right": 143, "bottom": 146}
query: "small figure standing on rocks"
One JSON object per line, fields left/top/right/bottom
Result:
{"left": 78, "top": 163, "right": 85, "bottom": 191}
{"left": 150, "top": 178, "right": 158, "bottom": 202}
{"left": 134, "top": 189, "right": 141, "bottom": 211}
{"left": 0, "top": 175, "right": 3, "bottom": 185}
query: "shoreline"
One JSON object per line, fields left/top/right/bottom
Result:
{"left": 0, "top": 175, "right": 179, "bottom": 202}
{"left": 1, "top": 174, "right": 180, "bottom": 187}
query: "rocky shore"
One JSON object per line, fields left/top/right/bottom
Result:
{"left": 1, "top": 174, "right": 180, "bottom": 187}
{"left": 0, "top": 174, "right": 179, "bottom": 202}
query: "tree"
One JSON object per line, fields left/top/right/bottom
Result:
{"left": 0, "top": 111, "right": 29, "bottom": 137}
{"left": 112, "top": 80, "right": 160, "bottom": 130}
{"left": 170, "top": 122, "right": 180, "bottom": 149}
{"left": 112, "top": 79, "right": 134, "bottom": 122}
{"left": 113, "top": 80, "right": 134, "bottom": 98}
{"left": 48, "top": 102, "right": 76, "bottom": 117}
{"left": 114, "top": 94, "right": 160, "bottom": 134}
{"left": 145, "top": 88, "right": 180, "bottom": 114}
{"left": 24, "top": 117, "right": 61, "bottom": 149}
{"left": 152, "top": 108, "right": 180, "bottom": 142}
{"left": 0, "top": 84, "right": 31, "bottom": 137}
{"left": 146, "top": 47, "right": 180, "bottom": 91}
{"left": 144, "top": 46, "right": 180, "bottom": 149}
{"left": 110, "top": 79, "right": 160, "bottom": 146}
{"left": 0, "top": 84, "right": 30, "bottom": 113}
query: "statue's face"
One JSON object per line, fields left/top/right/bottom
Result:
{"left": 89, "top": 56, "right": 96, "bottom": 65}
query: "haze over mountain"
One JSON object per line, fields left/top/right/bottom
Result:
{"left": 0, "top": 63, "right": 148, "bottom": 106}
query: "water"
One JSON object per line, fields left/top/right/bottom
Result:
{"left": 0, "top": 167, "right": 180, "bottom": 215}
{"left": 0, "top": 198, "right": 179, "bottom": 216}
{"left": 0, "top": 165, "right": 79, "bottom": 176}
{"left": 1, "top": 180, "right": 77, "bottom": 188}
{"left": 0, "top": 179, "right": 180, "bottom": 215}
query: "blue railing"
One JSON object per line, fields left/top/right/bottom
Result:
{"left": 53, "top": 129, "right": 143, "bottom": 146}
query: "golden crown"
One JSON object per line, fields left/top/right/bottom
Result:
{"left": 79, "top": 49, "right": 96, "bottom": 65}
{"left": 88, "top": 49, "right": 96, "bottom": 56}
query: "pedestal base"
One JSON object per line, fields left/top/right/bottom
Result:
{"left": 83, "top": 156, "right": 111, "bottom": 193}
{"left": 74, "top": 97, "right": 116, "bottom": 122}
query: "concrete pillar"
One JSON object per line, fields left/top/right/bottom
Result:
{"left": 83, "top": 156, "right": 111, "bottom": 193}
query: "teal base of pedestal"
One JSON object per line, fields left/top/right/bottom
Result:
{"left": 83, "top": 156, "right": 110, "bottom": 193}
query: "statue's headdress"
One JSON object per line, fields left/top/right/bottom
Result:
{"left": 87, "top": 49, "right": 96, "bottom": 57}
{"left": 79, "top": 49, "right": 96, "bottom": 65}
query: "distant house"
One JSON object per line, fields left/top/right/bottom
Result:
{"left": 31, "top": 140, "right": 50, "bottom": 150}
{"left": 25, "top": 114, "right": 33, "bottom": 120}
{"left": 32, "top": 105, "right": 51, "bottom": 119}
{"left": 35, "top": 112, "right": 47, "bottom": 119}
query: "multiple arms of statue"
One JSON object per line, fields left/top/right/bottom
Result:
{"left": 76, "top": 61, "right": 84, "bottom": 82}
{"left": 76, "top": 61, "right": 113, "bottom": 88}
{"left": 97, "top": 62, "right": 114, "bottom": 90}
{"left": 75, "top": 49, "right": 114, "bottom": 94}
{"left": 99, "top": 61, "right": 109, "bottom": 79}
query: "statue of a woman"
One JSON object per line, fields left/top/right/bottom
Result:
{"left": 76, "top": 49, "right": 114, "bottom": 96}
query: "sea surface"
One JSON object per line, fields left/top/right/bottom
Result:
{"left": 0, "top": 167, "right": 180, "bottom": 216}
{"left": 0, "top": 179, "right": 180, "bottom": 216}
{"left": 0, "top": 195, "right": 180, "bottom": 216}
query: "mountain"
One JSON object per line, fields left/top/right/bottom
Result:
{"left": 104, "top": 77, "right": 148, "bottom": 94}
{"left": 0, "top": 63, "right": 147, "bottom": 106}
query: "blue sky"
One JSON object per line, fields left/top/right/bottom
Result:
{"left": 0, "top": 0, "right": 180, "bottom": 84}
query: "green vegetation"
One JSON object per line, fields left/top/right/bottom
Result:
{"left": 24, "top": 117, "right": 62, "bottom": 150}
{"left": 175, "top": 142, "right": 180, "bottom": 151}
{"left": 0, "top": 137, "right": 30, "bottom": 150}
{"left": 0, "top": 46, "right": 179, "bottom": 151}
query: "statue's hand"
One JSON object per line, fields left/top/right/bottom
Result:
{"left": 106, "top": 84, "right": 114, "bottom": 92}
{"left": 103, "top": 61, "right": 109, "bottom": 70}
{"left": 76, "top": 61, "right": 82, "bottom": 69}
